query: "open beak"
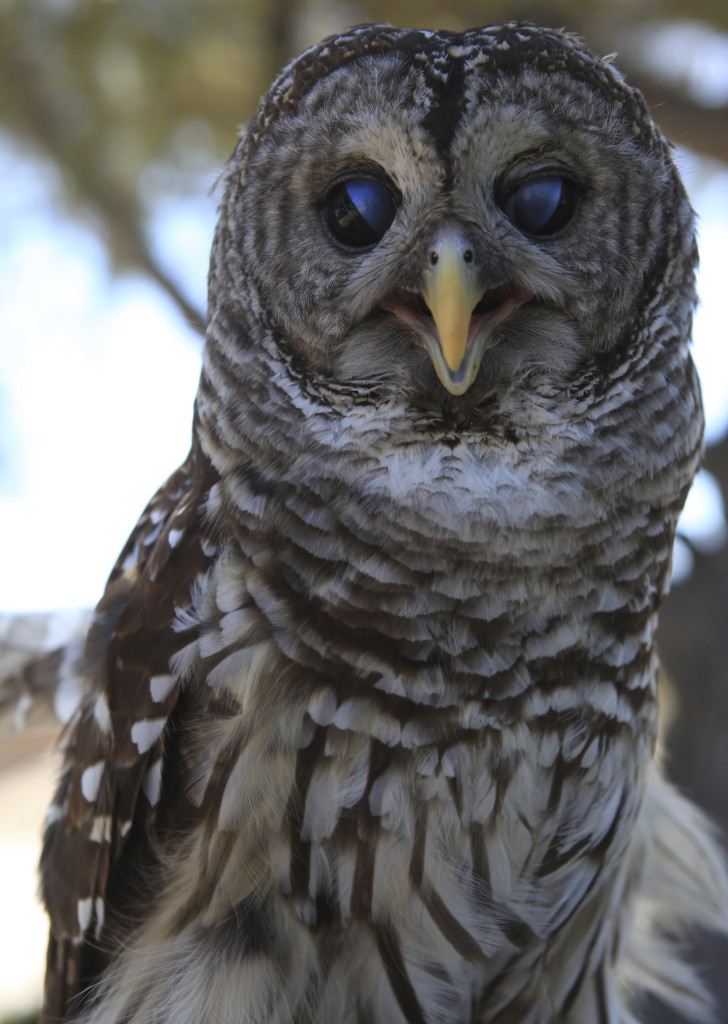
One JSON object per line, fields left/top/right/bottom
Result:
{"left": 381, "top": 227, "right": 533, "bottom": 396}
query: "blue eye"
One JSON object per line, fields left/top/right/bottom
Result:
{"left": 502, "top": 176, "right": 577, "bottom": 236}
{"left": 326, "top": 178, "right": 398, "bottom": 248}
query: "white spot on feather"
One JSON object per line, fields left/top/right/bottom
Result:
{"left": 94, "top": 897, "right": 105, "bottom": 939}
{"left": 333, "top": 699, "right": 401, "bottom": 746}
{"left": 581, "top": 737, "right": 600, "bottom": 769}
{"left": 81, "top": 761, "right": 104, "bottom": 803}
{"left": 131, "top": 717, "right": 166, "bottom": 754}
{"left": 215, "top": 561, "right": 246, "bottom": 612}
{"left": 538, "top": 732, "right": 560, "bottom": 768}
{"left": 149, "top": 674, "right": 176, "bottom": 703}
{"left": 143, "top": 759, "right": 163, "bottom": 806}
{"left": 90, "top": 815, "right": 112, "bottom": 843}
{"left": 301, "top": 763, "right": 340, "bottom": 842}
{"left": 307, "top": 688, "right": 337, "bottom": 727}
{"left": 77, "top": 897, "right": 93, "bottom": 934}
{"left": 142, "top": 523, "right": 163, "bottom": 547}
{"left": 120, "top": 820, "right": 132, "bottom": 837}
{"left": 447, "top": 44, "right": 472, "bottom": 58}
{"left": 441, "top": 743, "right": 468, "bottom": 778}
{"left": 45, "top": 802, "right": 64, "bottom": 826}
{"left": 93, "top": 692, "right": 112, "bottom": 734}
{"left": 168, "top": 527, "right": 184, "bottom": 548}
{"left": 368, "top": 769, "right": 413, "bottom": 833}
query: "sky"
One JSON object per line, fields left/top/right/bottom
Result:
{"left": 0, "top": 136, "right": 727, "bottom": 614}
{"left": 0, "top": 135, "right": 207, "bottom": 612}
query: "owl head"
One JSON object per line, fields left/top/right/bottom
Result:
{"left": 203, "top": 22, "right": 696, "bottom": 418}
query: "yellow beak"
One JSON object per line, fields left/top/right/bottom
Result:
{"left": 421, "top": 235, "right": 484, "bottom": 374}
{"left": 380, "top": 225, "right": 532, "bottom": 395}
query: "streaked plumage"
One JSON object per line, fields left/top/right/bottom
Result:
{"left": 10, "top": 22, "right": 728, "bottom": 1024}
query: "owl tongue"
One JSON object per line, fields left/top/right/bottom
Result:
{"left": 381, "top": 284, "right": 518, "bottom": 333}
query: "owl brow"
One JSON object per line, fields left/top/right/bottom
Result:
{"left": 249, "top": 25, "right": 665, "bottom": 163}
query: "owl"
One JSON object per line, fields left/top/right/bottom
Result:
{"left": 19, "top": 21, "right": 728, "bottom": 1024}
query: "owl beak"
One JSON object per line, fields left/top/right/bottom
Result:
{"left": 421, "top": 235, "right": 483, "bottom": 381}
{"left": 382, "top": 229, "right": 532, "bottom": 395}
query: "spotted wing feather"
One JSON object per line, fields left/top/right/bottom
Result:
{"left": 40, "top": 443, "right": 219, "bottom": 1022}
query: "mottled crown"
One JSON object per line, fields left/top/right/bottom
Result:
{"left": 249, "top": 23, "right": 664, "bottom": 157}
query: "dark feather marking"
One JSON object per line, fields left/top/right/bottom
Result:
{"left": 287, "top": 724, "right": 327, "bottom": 900}
{"left": 469, "top": 824, "right": 491, "bottom": 890}
{"left": 408, "top": 800, "right": 427, "bottom": 889}
{"left": 350, "top": 833, "right": 376, "bottom": 921}
{"left": 590, "top": 788, "right": 629, "bottom": 862}
{"left": 596, "top": 964, "right": 611, "bottom": 1024}
{"left": 350, "top": 740, "right": 390, "bottom": 919}
{"left": 421, "top": 60, "right": 468, "bottom": 164}
{"left": 535, "top": 833, "right": 592, "bottom": 879}
{"left": 421, "top": 884, "right": 487, "bottom": 963}
{"left": 474, "top": 950, "right": 525, "bottom": 1022}
{"left": 372, "top": 921, "right": 429, "bottom": 1024}
{"left": 546, "top": 758, "right": 565, "bottom": 814}
{"left": 560, "top": 910, "right": 607, "bottom": 1017}
{"left": 207, "top": 899, "right": 275, "bottom": 958}
{"left": 500, "top": 915, "right": 538, "bottom": 949}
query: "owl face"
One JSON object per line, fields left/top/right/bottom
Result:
{"left": 228, "top": 27, "right": 683, "bottom": 408}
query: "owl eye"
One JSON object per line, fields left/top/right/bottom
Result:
{"left": 325, "top": 179, "right": 399, "bottom": 248}
{"left": 502, "top": 176, "right": 578, "bottom": 236}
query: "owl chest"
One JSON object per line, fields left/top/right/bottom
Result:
{"left": 190, "top": 533, "right": 658, "bottom": 910}
{"left": 287, "top": 702, "right": 649, "bottom": 928}
{"left": 269, "top": 709, "right": 647, "bottom": 1024}
{"left": 170, "top": 539, "right": 658, "bottom": 1022}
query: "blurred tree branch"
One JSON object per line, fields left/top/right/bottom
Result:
{"left": 2, "top": 20, "right": 208, "bottom": 331}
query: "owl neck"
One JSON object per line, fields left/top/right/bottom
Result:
{"left": 194, "top": 335, "right": 698, "bottom": 735}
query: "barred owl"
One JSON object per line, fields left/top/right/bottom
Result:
{"left": 24, "top": 22, "right": 728, "bottom": 1024}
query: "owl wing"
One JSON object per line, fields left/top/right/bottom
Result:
{"left": 40, "top": 441, "right": 219, "bottom": 1022}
